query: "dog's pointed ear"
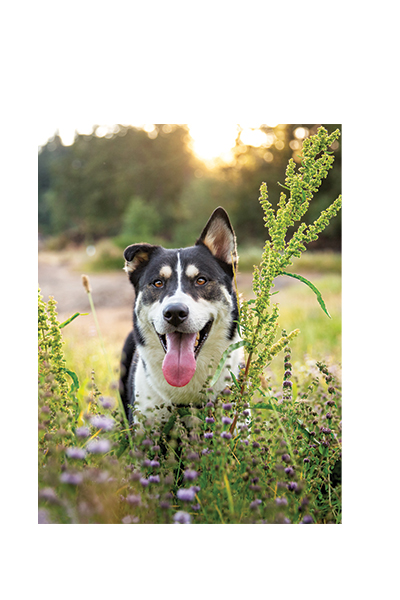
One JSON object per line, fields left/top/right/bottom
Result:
{"left": 196, "top": 207, "right": 237, "bottom": 268}
{"left": 123, "top": 243, "right": 160, "bottom": 275}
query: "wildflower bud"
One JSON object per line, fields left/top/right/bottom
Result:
{"left": 81, "top": 274, "right": 91, "bottom": 293}
{"left": 326, "top": 412, "right": 332, "bottom": 420}
{"left": 284, "top": 371, "right": 292, "bottom": 379}
{"left": 283, "top": 380, "right": 292, "bottom": 388}
{"left": 328, "top": 387, "right": 335, "bottom": 394}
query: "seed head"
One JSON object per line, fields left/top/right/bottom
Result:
{"left": 81, "top": 274, "right": 91, "bottom": 293}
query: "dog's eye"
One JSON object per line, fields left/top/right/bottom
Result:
{"left": 196, "top": 276, "right": 207, "bottom": 286}
{"left": 153, "top": 280, "right": 164, "bottom": 288}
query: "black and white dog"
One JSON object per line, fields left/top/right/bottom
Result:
{"left": 119, "top": 207, "right": 243, "bottom": 423}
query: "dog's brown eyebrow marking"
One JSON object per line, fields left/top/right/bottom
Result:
{"left": 159, "top": 265, "right": 172, "bottom": 279}
{"left": 185, "top": 264, "right": 199, "bottom": 278}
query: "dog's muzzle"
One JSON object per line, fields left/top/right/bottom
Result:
{"left": 156, "top": 306, "right": 213, "bottom": 388}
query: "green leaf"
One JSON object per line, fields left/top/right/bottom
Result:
{"left": 59, "top": 312, "right": 88, "bottom": 328}
{"left": 63, "top": 368, "right": 80, "bottom": 394}
{"left": 251, "top": 402, "right": 275, "bottom": 410}
{"left": 281, "top": 272, "right": 331, "bottom": 318}
{"left": 229, "top": 370, "right": 241, "bottom": 390}
{"left": 210, "top": 340, "right": 246, "bottom": 387}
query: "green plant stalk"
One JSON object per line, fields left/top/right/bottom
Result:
{"left": 84, "top": 280, "right": 133, "bottom": 450}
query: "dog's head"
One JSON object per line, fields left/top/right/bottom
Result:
{"left": 123, "top": 207, "right": 238, "bottom": 388}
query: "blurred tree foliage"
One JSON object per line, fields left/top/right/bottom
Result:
{"left": 38, "top": 124, "right": 341, "bottom": 249}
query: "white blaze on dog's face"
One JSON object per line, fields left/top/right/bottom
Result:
{"left": 123, "top": 208, "right": 239, "bottom": 389}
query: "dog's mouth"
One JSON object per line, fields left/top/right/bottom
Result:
{"left": 157, "top": 320, "right": 213, "bottom": 388}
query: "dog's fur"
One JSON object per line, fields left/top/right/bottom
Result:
{"left": 119, "top": 207, "right": 243, "bottom": 423}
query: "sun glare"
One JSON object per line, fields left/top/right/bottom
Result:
{"left": 187, "top": 124, "right": 239, "bottom": 163}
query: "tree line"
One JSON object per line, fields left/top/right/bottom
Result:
{"left": 38, "top": 124, "right": 341, "bottom": 250}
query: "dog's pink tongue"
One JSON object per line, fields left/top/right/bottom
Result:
{"left": 162, "top": 332, "right": 197, "bottom": 387}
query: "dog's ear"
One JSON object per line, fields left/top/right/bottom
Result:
{"left": 123, "top": 243, "right": 160, "bottom": 275}
{"left": 196, "top": 207, "right": 237, "bottom": 268}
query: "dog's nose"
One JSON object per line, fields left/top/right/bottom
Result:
{"left": 163, "top": 303, "right": 189, "bottom": 327}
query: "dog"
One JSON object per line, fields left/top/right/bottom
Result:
{"left": 119, "top": 207, "right": 243, "bottom": 424}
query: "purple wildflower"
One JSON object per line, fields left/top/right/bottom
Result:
{"left": 184, "top": 469, "right": 198, "bottom": 482}
{"left": 148, "top": 474, "right": 160, "bottom": 484}
{"left": 141, "top": 438, "right": 153, "bottom": 447}
{"left": 177, "top": 487, "right": 196, "bottom": 502}
{"left": 222, "top": 416, "right": 232, "bottom": 425}
{"left": 283, "top": 380, "right": 292, "bottom": 388}
{"left": 66, "top": 446, "right": 87, "bottom": 460}
{"left": 150, "top": 459, "right": 160, "bottom": 468}
{"left": 87, "top": 438, "right": 111, "bottom": 454}
{"left": 75, "top": 426, "right": 90, "bottom": 438}
{"left": 301, "top": 515, "right": 314, "bottom": 524}
{"left": 38, "top": 509, "right": 51, "bottom": 524}
{"left": 221, "top": 431, "right": 232, "bottom": 440}
{"left": 204, "top": 432, "right": 213, "bottom": 439}
{"left": 287, "top": 481, "right": 298, "bottom": 492}
{"left": 140, "top": 477, "right": 149, "bottom": 487}
{"left": 223, "top": 403, "right": 232, "bottom": 410}
{"left": 99, "top": 396, "right": 115, "bottom": 409}
{"left": 126, "top": 494, "right": 141, "bottom": 506}
{"left": 122, "top": 515, "right": 140, "bottom": 524}
{"left": 205, "top": 417, "right": 215, "bottom": 424}
{"left": 60, "top": 471, "right": 83, "bottom": 485}
{"left": 284, "top": 467, "right": 295, "bottom": 477}
{"left": 276, "top": 497, "right": 288, "bottom": 506}
{"left": 39, "top": 488, "right": 58, "bottom": 503}
{"left": 174, "top": 511, "right": 192, "bottom": 524}
{"left": 90, "top": 415, "right": 115, "bottom": 431}
{"left": 250, "top": 499, "right": 262, "bottom": 509}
